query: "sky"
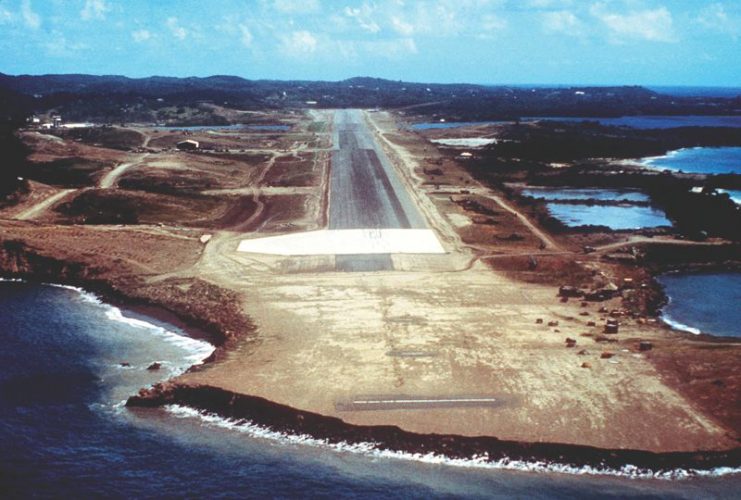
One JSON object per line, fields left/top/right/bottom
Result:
{"left": 0, "top": 0, "right": 739, "bottom": 86}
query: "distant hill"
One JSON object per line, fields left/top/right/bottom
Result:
{"left": 0, "top": 73, "right": 738, "bottom": 123}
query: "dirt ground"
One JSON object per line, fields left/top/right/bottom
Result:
{"left": 1, "top": 109, "right": 738, "bottom": 454}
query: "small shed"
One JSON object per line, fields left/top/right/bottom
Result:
{"left": 177, "top": 139, "right": 200, "bottom": 151}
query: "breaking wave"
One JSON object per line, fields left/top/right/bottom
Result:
{"left": 660, "top": 313, "right": 702, "bottom": 335}
{"left": 164, "top": 405, "right": 740, "bottom": 480}
{"left": 1, "top": 278, "right": 215, "bottom": 371}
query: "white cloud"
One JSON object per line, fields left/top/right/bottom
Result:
{"left": 132, "top": 29, "right": 151, "bottom": 43}
{"left": 345, "top": 4, "right": 381, "bottom": 34}
{"left": 44, "top": 30, "right": 86, "bottom": 57}
{"left": 81, "top": 0, "right": 108, "bottom": 21}
{"left": 335, "top": 0, "right": 510, "bottom": 39}
{"left": 542, "top": 10, "right": 582, "bottom": 36}
{"left": 273, "top": 0, "right": 320, "bottom": 14}
{"left": 591, "top": 4, "right": 677, "bottom": 43}
{"left": 166, "top": 17, "right": 187, "bottom": 40}
{"left": 390, "top": 16, "right": 414, "bottom": 36}
{"left": 279, "top": 30, "right": 318, "bottom": 57}
{"left": 21, "top": 0, "right": 40, "bottom": 29}
{"left": 697, "top": 3, "right": 739, "bottom": 40}
{"left": 238, "top": 24, "right": 254, "bottom": 47}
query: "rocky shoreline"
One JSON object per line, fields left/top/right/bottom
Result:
{"left": 127, "top": 382, "right": 741, "bottom": 476}
{"left": 0, "top": 238, "right": 250, "bottom": 359}
{"left": 2, "top": 236, "right": 740, "bottom": 475}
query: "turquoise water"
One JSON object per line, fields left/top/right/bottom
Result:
{"left": 523, "top": 187, "right": 671, "bottom": 229}
{"left": 641, "top": 147, "right": 741, "bottom": 175}
{"left": 522, "top": 188, "right": 649, "bottom": 203}
{"left": 547, "top": 204, "right": 671, "bottom": 229}
{"left": 657, "top": 272, "right": 741, "bottom": 338}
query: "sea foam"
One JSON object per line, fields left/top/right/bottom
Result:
{"left": 2, "top": 279, "right": 215, "bottom": 371}
{"left": 661, "top": 313, "right": 702, "bottom": 335}
{"left": 164, "top": 405, "right": 741, "bottom": 480}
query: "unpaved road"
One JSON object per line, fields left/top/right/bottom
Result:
{"left": 176, "top": 110, "right": 737, "bottom": 453}
{"left": 593, "top": 235, "right": 727, "bottom": 253}
{"left": 99, "top": 153, "right": 149, "bottom": 189}
{"left": 13, "top": 189, "right": 76, "bottom": 220}
{"left": 488, "top": 193, "right": 561, "bottom": 251}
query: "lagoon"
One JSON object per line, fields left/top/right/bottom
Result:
{"left": 413, "top": 115, "right": 741, "bottom": 131}
{"left": 526, "top": 115, "right": 741, "bottom": 129}
{"left": 547, "top": 204, "right": 671, "bottom": 229}
{"left": 522, "top": 187, "right": 650, "bottom": 203}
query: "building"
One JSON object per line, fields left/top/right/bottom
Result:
{"left": 176, "top": 139, "right": 200, "bottom": 151}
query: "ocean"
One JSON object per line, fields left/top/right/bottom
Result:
{"left": 657, "top": 272, "right": 741, "bottom": 338}
{"left": 640, "top": 147, "right": 741, "bottom": 175}
{"left": 1, "top": 281, "right": 739, "bottom": 498}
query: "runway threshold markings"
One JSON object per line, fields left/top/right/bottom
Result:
{"left": 336, "top": 395, "right": 503, "bottom": 411}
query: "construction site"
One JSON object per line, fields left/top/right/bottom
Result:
{"left": 1, "top": 106, "right": 739, "bottom": 468}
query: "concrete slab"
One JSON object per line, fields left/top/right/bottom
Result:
{"left": 237, "top": 229, "right": 445, "bottom": 256}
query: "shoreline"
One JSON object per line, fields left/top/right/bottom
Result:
{"left": 2, "top": 268, "right": 740, "bottom": 477}
{"left": 1, "top": 109, "right": 739, "bottom": 477}
{"left": 127, "top": 382, "right": 741, "bottom": 478}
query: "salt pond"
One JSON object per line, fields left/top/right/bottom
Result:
{"left": 413, "top": 115, "right": 741, "bottom": 130}
{"left": 520, "top": 187, "right": 670, "bottom": 229}
{"left": 521, "top": 188, "right": 650, "bottom": 203}
{"left": 547, "top": 204, "right": 671, "bottom": 230}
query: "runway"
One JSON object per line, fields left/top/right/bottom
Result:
{"left": 237, "top": 109, "right": 443, "bottom": 270}
{"left": 329, "top": 109, "right": 427, "bottom": 271}
{"left": 328, "top": 109, "right": 425, "bottom": 230}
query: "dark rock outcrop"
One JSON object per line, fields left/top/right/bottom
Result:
{"left": 127, "top": 383, "right": 741, "bottom": 475}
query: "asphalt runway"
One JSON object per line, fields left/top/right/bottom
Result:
{"left": 329, "top": 110, "right": 425, "bottom": 230}
{"left": 329, "top": 110, "right": 426, "bottom": 271}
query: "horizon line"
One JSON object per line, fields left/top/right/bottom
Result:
{"left": 2, "top": 72, "right": 740, "bottom": 89}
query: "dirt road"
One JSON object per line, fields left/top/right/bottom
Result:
{"left": 99, "top": 153, "right": 149, "bottom": 189}
{"left": 13, "top": 189, "right": 76, "bottom": 220}
{"left": 173, "top": 110, "right": 737, "bottom": 454}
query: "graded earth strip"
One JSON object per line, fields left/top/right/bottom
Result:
{"left": 13, "top": 189, "right": 76, "bottom": 220}
{"left": 174, "top": 111, "right": 736, "bottom": 454}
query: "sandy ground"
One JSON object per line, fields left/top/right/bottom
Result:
{"left": 173, "top": 110, "right": 736, "bottom": 452}
{"left": 2, "top": 110, "right": 738, "bottom": 454}
{"left": 180, "top": 243, "right": 731, "bottom": 451}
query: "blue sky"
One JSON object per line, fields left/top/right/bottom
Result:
{"left": 0, "top": 0, "right": 739, "bottom": 85}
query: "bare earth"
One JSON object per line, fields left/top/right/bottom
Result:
{"left": 175, "top": 110, "right": 734, "bottom": 452}
{"left": 1, "top": 110, "right": 738, "bottom": 455}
